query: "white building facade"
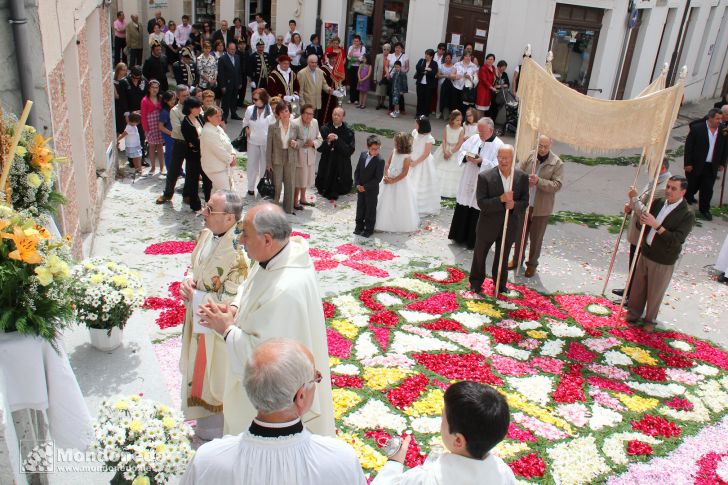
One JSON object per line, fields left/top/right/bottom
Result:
{"left": 113, "top": 0, "right": 728, "bottom": 102}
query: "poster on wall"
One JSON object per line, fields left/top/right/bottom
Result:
{"left": 148, "top": 0, "right": 168, "bottom": 8}
{"left": 447, "top": 43, "right": 464, "bottom": 61}
{"left": 355, "top": 15, "right": 368, "bottom": 44}
{"left": 323, "top": 21, "right": 339, "bottom": 50}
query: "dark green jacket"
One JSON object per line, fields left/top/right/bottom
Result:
{"left": 638, "top": 198, "right": 694, "bottom": 265}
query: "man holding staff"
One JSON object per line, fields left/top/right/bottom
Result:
{"left": 469, "top": 145, "right": 529, "bottom": 295}
{"left": 625, "top": 176, "right": 694, "bottom": 332}
{"left": 510, "top": 135, "right": 563, "bottom": 277}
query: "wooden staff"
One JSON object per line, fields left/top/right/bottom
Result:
{"left": 515, "top": 132, "right": 541, "bottom": 271}
{"left": 0, "top": 101, "right": 33, "bottom": 197}
{"left": 601, "top": 149, "right": 646, "bottom": 295}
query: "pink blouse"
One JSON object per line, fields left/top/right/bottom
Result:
{"left": 140, "top": 96, "right": 160, "bottom": 132}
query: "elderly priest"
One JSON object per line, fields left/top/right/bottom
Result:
{"left": 178, "top": 190, "right": 250, "bottom": 440}
{"left": 198, "top": 202, "right": 335, "bottom": 436}
{"left": 180, "top": 338, "right": 366, "bottom": 485}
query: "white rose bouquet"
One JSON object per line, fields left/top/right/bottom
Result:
{"left": 92, "top": 395, "right": 195, "bottom": 484}
{"left": 71, "top": 259, "right": 145, "bottom": 333}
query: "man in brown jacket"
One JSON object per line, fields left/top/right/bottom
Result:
{"left": 297, "top": 55, "right": 332, "bottom": 119}
{"left": 510, "top": 135, "right": 564, "bottom": 277}
{"left": 626, "top": 175, "right": 694, "bottom": 332}
{"left": 126, "top": 14, "right": 144, "bottom": 68}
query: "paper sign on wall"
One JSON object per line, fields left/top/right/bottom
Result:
{"left": 451, "top": 33, "right": 461, "bottom": 45}
{"left": 474, "top": 42, "right": 484, "bottom": 52}
{"left": 476, "top": 28, "right": 487, "bottom": 38}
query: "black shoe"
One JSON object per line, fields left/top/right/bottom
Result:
{"left": 247, "top": 191, "right": 255, "bottom": 196}
{"left": 142, "top": 160, "right": 151, "bottom": 167}
{"left": 468, "top": 284, "right": 483, "bottom": 294}
{"left": 361, "top": 231, "right": 373, "bottom": 238}
{"left": 612, "top": 288, "right": 624, "bottom": 297}
{"left": 498, "top": 286, "right": 508, "bottom": 295}
{"left": 701, "top": 211, "right": 713, "bottom": 221}
{"left": 230, "top": 115, "right": 243, "bottom": 120}
{"left": 294, "top": 205, "right": 304, "bottom": 211}
{"left": 686, "top": 196, "right": 697, "bottom": 204}
{"left": 718, "top": 273, "right": 728, "bottom": 283}
{"left": 353, "top": 227, "right": 363, "bottom": 235}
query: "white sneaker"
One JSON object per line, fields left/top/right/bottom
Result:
{"left": 390, "top": 111, "right": 399, "bottom": 118}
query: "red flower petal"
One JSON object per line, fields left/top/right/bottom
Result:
{"left": 369, "top": 310, "right": 400, "bottom": 327}
{"left": 406, "top": 292, "right": 459, "bottom": 314}
{"left": 566, "top": 341, "right": 597, "bottom": 363}
{"left": 626, "top": 440, "right": 654, "bottom": 456}
{"left": 314, "top": 259, "right": 340, "bottom": 271}
{"left": 342, "top": 260, "right": 390, "bottom": 278}
{"left": 630, "top": 365, "right": 667, "bottom": 382}
{"left": 386, "top": 374, "right": 429, "bottom": 410}
{"left": 413, "top": 352, "right": 503, "bottom": 385}
{"left": 326, "top": 328, "right": 352, "bottom": 358}
{"left": 413, "top": 267, "right": 466, "bottom": 284}
{"left": 421, "top": 318, "right": 467, "bottom": 332}
{"left": 631, "top": 414, "right": 682, "bottom": 438}
{"left": 552, "top": 363, "right": 586, "bottom": 403}
{"left": 360, "top": 287, "right": 418, "bottom": 311}
{"left": 349, "top": 249, "right": 397, "bottom": 262}
{"left": 695, "top": 451, "right": 728, "bottom": 485}
{"left": 507, "top": 423, "right": 537, "bottom": 443}
{"left": 323, "top": 301, "right": 336, "bottom": 319}
{"left": 664, "top": 397, "right": 695, "bottom": 411}
{"left": 658, "top": 352, "right": 694, "bottom": 369}
{"left": 490, "top": 355, "right": 536, "bottom": 376}
{"left": 484, "top": 325, "right": 523, "bottom": 344}
{"left": 588, "top": 375, "right": 633, "bottom": 394}
{"left": 508, "top": 308, "right": 542, "bottom": 321}
{"left": 144, "top": 240, "right": 196, "bottom": 255}
{"left": 370, "top": 325, "right": 391, "bottom": 352}
{"left": 291, "top": 231, "right": 311, "bottom": 239}
{"left": 331, "top": 374, "right": 364, "bottom": 388}
{"left": 509, "top": 452, "right": 546, "bottom": 478}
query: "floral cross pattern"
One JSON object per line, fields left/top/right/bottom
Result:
{"left": 325, "top": 266, "right": 728, "bottom": 483}
{"left": 310, "top": 243, "right": 397, "bottom": 278}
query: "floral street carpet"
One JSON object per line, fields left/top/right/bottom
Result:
{"left": 324, "top": 267, "right": 728, "bottom": 483}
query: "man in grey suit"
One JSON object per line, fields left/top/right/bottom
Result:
{"left": 469, "top": 145, "right": 529, "bottom": 295}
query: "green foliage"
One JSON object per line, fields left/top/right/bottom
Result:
{"left": 440, "top": 198, "right": 457, "bottom": 209}
{"left": 549, "top": 211, "right": 624, "bottom": 233}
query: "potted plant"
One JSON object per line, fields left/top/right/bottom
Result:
{"left": 92, "top": 394, "right": 195, "bottom": 484}
{"left": 0, "top": 204, "right": 76, "bottom": 348}
{"left": 71, "top": 259, "right": 144, "bottom": 351}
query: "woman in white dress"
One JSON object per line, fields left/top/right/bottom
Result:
{"left": 434, "top": 110, "right": 465, "bottom": 198}
{"left": 408, "top": 116, "right": 441, "bottom": 216}
{"left": 375, "top": 132, "right": 420, "bottom": 233}
{"left": 716, "top": 231, "right": 728, "bottom": 282}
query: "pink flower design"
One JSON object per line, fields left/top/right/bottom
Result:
{"left": 143, "top": 281, "right": 186, "bottom": 329}
{"left": 310, "top": 244, "right": 397, "bottom": 277}
{"left": 554, "top": 294, "right": 626, "bottom": 330}
{"left": 144, "top": 240, "right": 197, "bottom": 255}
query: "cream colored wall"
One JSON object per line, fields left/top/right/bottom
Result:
{"left": 38, "top": 0, "right": 99, "bottom": 72}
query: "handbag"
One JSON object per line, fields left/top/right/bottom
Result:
{"left": 257, "top": 169, "right": 275, "bottom": 199}
{"left": 462, "top": 85, "right": 476, "bottom": 104}
{"left": 231, "top": 127, "right": 247, "bottom": 151}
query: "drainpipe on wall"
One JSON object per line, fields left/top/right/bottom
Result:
{"left": 8, "top": 0, "right": 37, "bottom": 126}
{"left": 316, "top": 0, "right": 322, "bottom": 45}
{"left": 668, "top": 0, "right": 691, "bottom": 87}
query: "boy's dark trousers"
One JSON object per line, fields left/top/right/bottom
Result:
{"left": 356, "top": 190, "right": 379, "bottom": 233}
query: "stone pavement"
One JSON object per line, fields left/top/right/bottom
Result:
{"left": 46, "top": 95, "right": 728, "bottom": 483}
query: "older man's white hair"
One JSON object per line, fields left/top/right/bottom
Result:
{"left": 252, "top": 202, "right": 292, "bottom": 241}
{"left": 498, "top": 144, "right": 515, "bottom": 156}
{"left": 478, "top": 117, "right": 495, "bottom": 131}
{"left": 243, "top": 338, "right": 314, "bottom": 414}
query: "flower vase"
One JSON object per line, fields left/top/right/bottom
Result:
{"left": 89, "top": 326, "right": 123, "bottom": 351}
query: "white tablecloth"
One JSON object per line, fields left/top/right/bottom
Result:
{"left": 0, "top": 332, "right": 93, "bottom": 450}
{"left": 716, "top": 232, "right": 728, "bottom": 274}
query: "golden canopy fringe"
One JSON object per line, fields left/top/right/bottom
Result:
{"left": 514, "top": 58, "right": 682, "bottom": 178}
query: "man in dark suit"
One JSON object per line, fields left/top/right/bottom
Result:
{"left": 684, "top": 108, "right": 726, "bottom": 220}
{"left": 414, "top": 49, "right": 439, "bottom": 117}
{"left": 354, "top": 136, "right": 385, "bottom": 237}
{"left": 142, "top": 42, "right": 168, "bottom": 92}
{"left": 469, "top": 144, "right": 529, "bottom": 295}
{"left": 212, "top": 20, "right": 235, "bottom": 48}
{"left": 626, "top": 176, "right": 694, "bottom": 331}
{"left": 218, "top": 41, "right": 243, "bottom": 122}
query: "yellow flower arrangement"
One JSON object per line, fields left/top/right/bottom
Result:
{"left": 132, "top": 475, "right": 151, "bottom": 485}
{"left": 527, "top": 330, "right": 549, "bottom": 339}
{"left": 2, "top": 226, "right": 42, "bottom": 264}
{"left": 616, "top": 393, "right": 659, "bottom": 413}
{"left": 129, "top": 420, "right": 144, "bottom": 433}
{"left": 337, "top": 433, "right": 387, "bottom": 471}
{"left": 162, "top": 417, "right": 176, "bottom": 430}
{"left": 113, "top": 400, "right": 129, "bottom": 411}
{"left": 493, "top": 440, "right": 530, "bottom": 459}
{"left": 500, "top": 390, "right": 575, "bottom": 435}
{"left": 620, "top": 346, "right": 658, "bottom": 365}
{"left": 329, "top": 357, "right": 341, "bottom": 367}
{"left": 465, "top": 300, "right": 503, "bottom": 318}
{"left": 34, "top": 266, "right": 54, "bottom": 286}
{"left": 111, "top": 274, "right": 129, "bottom": 287}
{"left": 331, "top": 319, "right": 359, "bottom": 339}
{"left": 332, "top": 389, "right": 362, "bottom": 419}
{"left": 404, "top": 389, "right": 445, "bottom": 417}
{"left": 26, "top": 172, "right": 42, "bottom": 188}
{"left": 363, "top": 367, "right": 410, "bottom": 391}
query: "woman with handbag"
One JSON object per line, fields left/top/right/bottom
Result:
{"left": 346, "top": 35, "right": 367, "bottom": 104}
{"left": 488, "top": 60, "right": 510, "bottom": 122}
{"left": 242, "top": 88, "right": 274, "bottom": 196}
{"left": 200, "top": 106, "right": 237, "bottom": 193}
{"left": 266, "top": 101, "right": 302, "bottom": 214}
{"left": 373, "top": 44, "right": 392, "bottom": 110}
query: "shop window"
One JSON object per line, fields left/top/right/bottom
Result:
{"left": 550, "top": 4, "right": 603, "bottom": 94}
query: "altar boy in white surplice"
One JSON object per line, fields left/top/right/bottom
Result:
{"left": 372, "top": 381, "right": 516, "bottom": 485}
{"left": 198, "top": 202, "right": 336, "bottom": 437}
{"left": 179, "top": 190, "right": 251, "bottom": 440}
{"left": 180, "top": 338, "right": 365, "bottom": 485}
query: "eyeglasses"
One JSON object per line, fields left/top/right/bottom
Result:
{"left": 201, "top": 205, "right": 228, "bottom": 216}
{"left": 252, "top": 97, "right": 260, "bottom": 101}
{"left": 308, "top": 370, "right": 322, "bottom": 385}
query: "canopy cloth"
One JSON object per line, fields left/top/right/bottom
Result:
{"left": 514, "top": 57, "right": 684, "bottom": 178}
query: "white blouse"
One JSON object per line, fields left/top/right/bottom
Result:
{"left": 243, "top": 105, "right": 274, "bottom": 146}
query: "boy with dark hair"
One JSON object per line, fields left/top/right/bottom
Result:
{"left": 372, "top": 381, "right": 515, "bottom": 484}
{"left": 354, "top": 135, "right": 385, "bottom": 238}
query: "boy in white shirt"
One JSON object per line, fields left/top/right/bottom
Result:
{"left": 372, "top": 381, "right": 515, "bottom": 485}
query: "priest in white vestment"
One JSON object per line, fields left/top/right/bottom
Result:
{"left": 371, "top": 381, "right": 515, "bottom": 485}
{"left": 447, "top": 117, "right": 503, "bottom": 249}
{"left": 180, "top": 338, "right": 366, "bottom": 485}
{"left": 179, "top": 190, "right": 250, "bottom": 440}
{"left": 198, "top": 202, "right": 336, "bottom": 436}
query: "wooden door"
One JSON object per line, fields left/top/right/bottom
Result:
{"left": 446, "top": 1, "right": 492, "bottom": 64}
